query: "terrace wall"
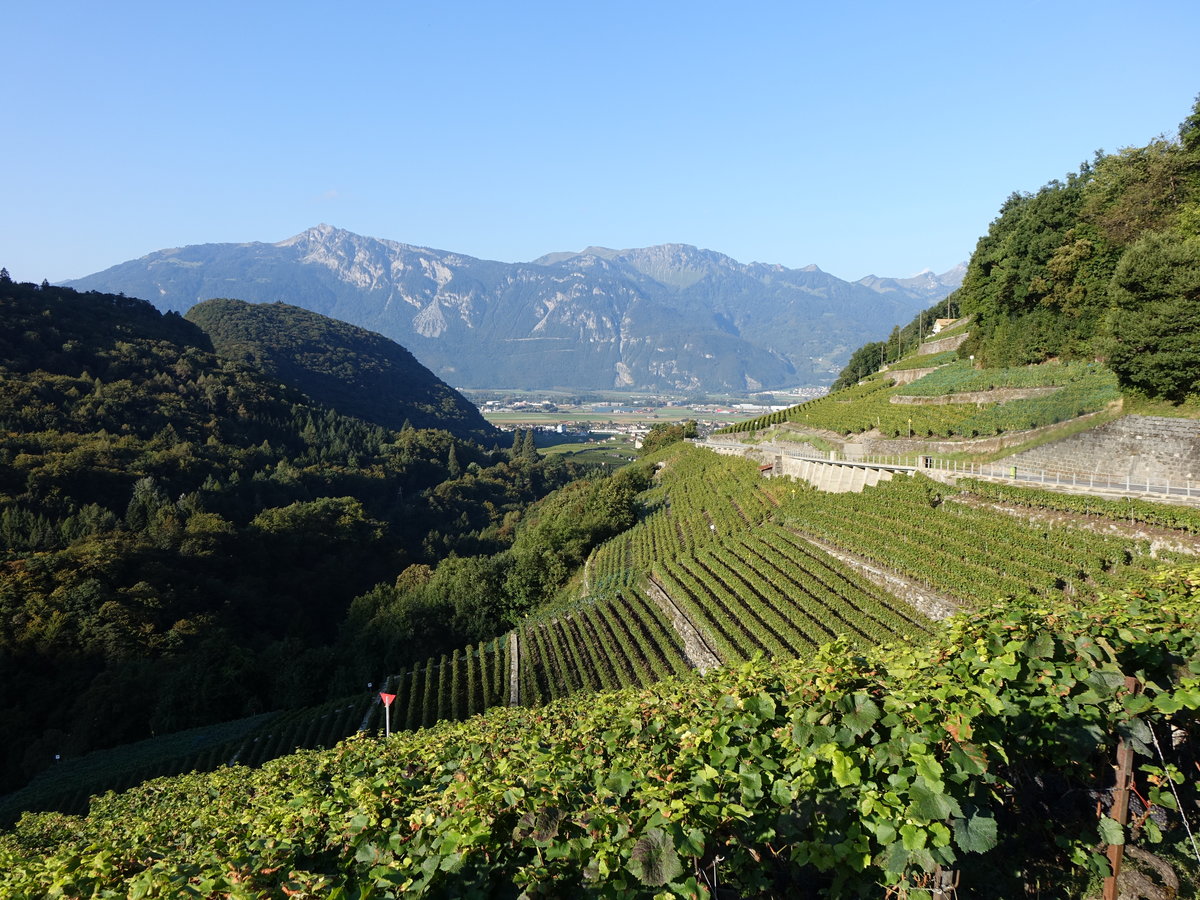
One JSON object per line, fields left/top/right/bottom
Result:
{"left": 1005, "top": 415, "right": 1200, "bottom": 482}
{"left": 916, "top": 332, "right": 969, "bottom": 355}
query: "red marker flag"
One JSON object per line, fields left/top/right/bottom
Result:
{"left": 380, "top": 692, "right": 396, "bottom": 707}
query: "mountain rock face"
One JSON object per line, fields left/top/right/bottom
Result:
{"left": 66, "top": 226, "right": 963, "bottom": 392}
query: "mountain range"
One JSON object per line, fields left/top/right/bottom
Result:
{"left": 65, "top": 225, "right": 964, "bottom": 393}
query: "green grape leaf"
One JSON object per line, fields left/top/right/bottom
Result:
{"left": 606, "top": 769, "right": 635, "bottom": 797}
{"left": 952, "top": 811, "right": 998, "bottom": 853}
{"left": 843, "top": 694, "right": 881, "bottom": 737}
{"left": 1098, "top": 815, "right": 1124, "bottom": 846}
{"left": 628, "top": 827, "right": 684, "bottom": 887}
{"left": 909, "top": 778, "right": 961, "bottom": 820}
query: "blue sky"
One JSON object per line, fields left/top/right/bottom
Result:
{"left": 3, "top": 1, "right": 1197, "bottom": 284}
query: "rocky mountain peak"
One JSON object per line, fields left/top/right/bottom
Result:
{"left": 64, "top": 226, "right": 961, "bottom": 392}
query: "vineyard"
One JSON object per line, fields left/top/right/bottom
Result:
{"left": 583, "top": 446, "right": 1182, "bottom": 644}
{"left": 0, "top": 434, "right": 1191, "bottom": 842}
{"left": 0, "top": 697, "right": 372, "bottom": 824}
{"left": 718, "top": 360, "right": 1120, "bottom": 438}
{"left": 895, "top": 359, "right": 1103, "bottom": 396}
{"left": 773, "top": 471, "right": 1187, "bottom": 608}
{"left": 883, "top": 349, "right": 958, "bottom": 371}
{"left": 516, "top": 590, "right": 692, "bottom": 704}
{"left": 9, "top": 439, "right": 1200, "bottom": 833}
{"left": 958, "top": 477, "right": 1200, "bottom": 534}
{"left": 369, "top": 638, "right": 511, "bottom": 733}
{"left": 582, "top": 449, "right": 931, "bottom": 662}
{"left": 2, "top": 569, "right": 1197, "bottom": 898}
{"left": 0, "top": 713, "right": 269, "bottom": 824}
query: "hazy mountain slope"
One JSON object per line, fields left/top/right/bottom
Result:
{"left": 856, "top": 263, "right": 968, "bottom": 301}
{"left": 185, "top": 298, "right": 498, "bottom": 442}
{"left": 66, "top": 226, "right": 962, "bottom": 392}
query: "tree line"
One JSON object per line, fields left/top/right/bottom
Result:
{"left": 833, "top": 94, "right": 1200, "bottom": 402}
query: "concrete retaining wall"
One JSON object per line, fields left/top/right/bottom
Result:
{"left": 777, "top": 455, "right": 898, "bottom": 493}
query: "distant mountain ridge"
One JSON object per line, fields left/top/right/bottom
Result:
{"left": 66, "top": 226, "right": 964, "bottom": 393}
{"left": 855, "top": 264, "right": 967, "bottom": 301}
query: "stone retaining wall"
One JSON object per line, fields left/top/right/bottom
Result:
{"left": 890, "top": 386, "right": 1059, "bottom": 406}
{"left": 916, "top": 332, "right": 969, "bottom": 355}
{"left": 846, "top": 407, "right": 1119, "bottom": 457}
{"left": 885, "top": 367, "right": 941, "bottom": 386}
{"left": 1006, "top": 415, "right": 1200, "bottom": 482}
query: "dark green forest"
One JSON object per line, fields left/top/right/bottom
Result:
{"left": 0, "top": 277, "right": 610, "bottom": 796}
{"left": 184, "top": 298, "right": 498, "bottom": 442}
{"left": 834, "top": 95, "right": 1200, "bottom": 400}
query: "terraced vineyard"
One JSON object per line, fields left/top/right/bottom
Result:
{"left": 235, "top": 698, "right": 367, "bottom": 767}
{"left": 370, "top": 638, "right": 511, "bottom": 733}
{"left": 517, "top": 590, "right": 691, "bottom": 704}
{"left": 895, "top": 359, "right": 1100, "bottom": 395}
{"left": 581, "top": 442, "right": 1192, "bottom": 678}
{"left": 958, "top": 477, "right": 1200, "bottom": 534}
{"left": 884, "top": 349, "right": 959, "bottom": 370}
{"left": 719, "top": 360, "right": 1119, "bottom": 437}
{"left": 775, "top": 472, "right": 1184, "bottom": 606}
{"left": 0, "top": 697, "right": 372, "bottom": 822}
{"left": 9, "top": 442, "right": 1195, "bottom": 830}
{"left": 580, "top": 448, "right": 932, "bottom": 668}
{"left": 5, "top": 572, "right": 1197, "bottom": 898}
{"left": 651, "top": 529, "right": 928, "bottom": 664}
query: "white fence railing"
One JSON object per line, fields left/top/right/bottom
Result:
{"left": 697, "top": 440, "right": 1196, "bottom": 500}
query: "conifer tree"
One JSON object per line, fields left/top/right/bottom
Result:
{"left": 521, "top": 429, "right": 537, "bottom": 460}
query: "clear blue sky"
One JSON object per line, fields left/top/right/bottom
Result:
{"left": 3, "top": 1, "right": 1197, "bottom": 284}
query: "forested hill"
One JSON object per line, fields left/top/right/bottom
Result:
{"left": 833, "top": 94, "right": 1200, "bottom": 401}
{"left": 0, "top": 275, "right": 582, "bottom": 798}
{"left": 185, "top": 298, "right": 498, "bottom": 443}
{"left": 957, "top": 97, "right": 1200, "bottom": 400}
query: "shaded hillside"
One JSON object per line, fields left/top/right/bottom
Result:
{"left": 185, "top": 298, "right": 498, "bottom": 443}
{"left": 64, "top": 230, "right": 960, "bottom": 392}
{"left": 0, "top": 276, "right": 582, "bottom": 796}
